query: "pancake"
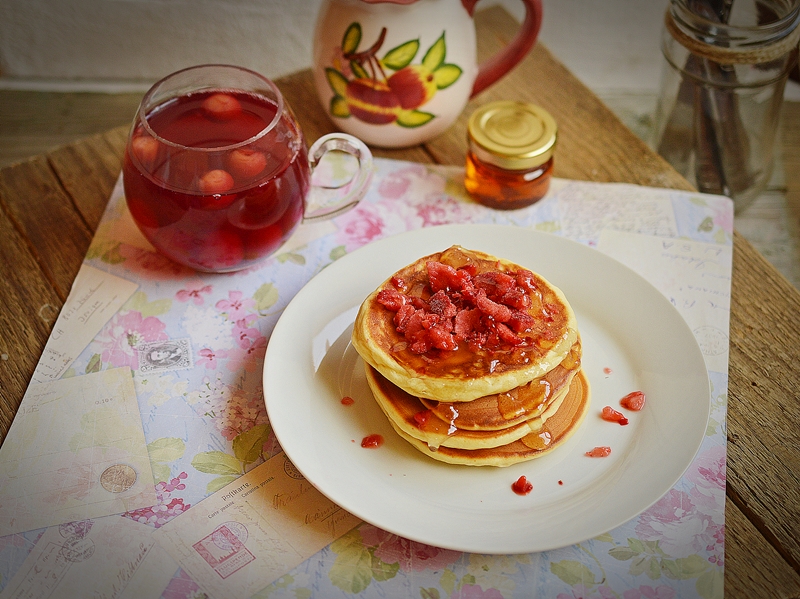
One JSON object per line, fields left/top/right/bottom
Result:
{"left": 365, "top": 364, "right": 564, "bottom": 450}
{"left": 351, "top": 245, "right": 579, "bottom": 402}
{"left": 390, "top": 369, "right": 591, "bottom": 467}
{"left": 420, "top": 339, "right": 581, "bottom": 431}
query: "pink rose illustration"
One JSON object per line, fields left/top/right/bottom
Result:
{"left": 416, "top": 195, "right": 473, "bottom": 227}
{"left": 635, "top": 488, "right": 720, "bottom": 558}
{"left": 96, "top": 310, "right": 168, "bottom": 368}
{"left": 451, "top": 584, "right": 505, "bottom": 599}
{"left": 118, "top": 244, "right": 192, "bottom": 279}
{"left": 378, "top": 165, "right": 427, "bottom": 200}
{"left": 685, "top": 445, "right": 726, "bottom": 513}
{"left": 335, "top": 205, "right": 387, "bottom": 251}
{"left": 359, "top": 525, "right": 460, "bottom": 572}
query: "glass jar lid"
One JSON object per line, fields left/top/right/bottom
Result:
{"left": 467, "top": 101, "right": 557, "bottom": 170}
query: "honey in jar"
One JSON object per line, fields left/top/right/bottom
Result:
{"left": 465, "top": 101, "right": 557, "bottom": 210}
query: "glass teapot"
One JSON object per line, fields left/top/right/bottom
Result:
{"left": 312, "top": 0, "right": 543, "bottom": 148}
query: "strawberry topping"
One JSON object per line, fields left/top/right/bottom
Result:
{"left": 376, "top": 259, "right": 541, "bottom": 355}
{"left": 601, "top": 405, "right": 629, "bottom": 425}
{"left": 620, "top": 390, "right": 646, "bottom": 411}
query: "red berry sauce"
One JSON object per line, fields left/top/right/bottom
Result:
{"left": 361, "top": 434, "right": 384, "bottom": 449}
{"left": 601, "top": 405, "right": 629, "bottom": 425}
{"left": 511, "top": 475, "right": 534, "bottom": 495}
{"left": 620, "top": 390, "right": 646, "bottom": 411}
{"left": 585, "top": 446, "right": 612, "bottom": 458}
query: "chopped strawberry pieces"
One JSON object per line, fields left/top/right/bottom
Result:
{"left": 377, "top": 257, "right": 548, "bottom": 355}
{"left": 511, "top": 475, "right": 534, "bottom": 495}
{"left": 413, "top": 409, "right": 432, "bottom": 426}
{"left": 601, "top": 405, "right": 629, "bottom": 425}
{"left": 620, "top": 390, "right": 646, "bottom": 411}
{"left": 474, "top": 290, "right": 513, "bottom": 322}
{"left": 508, "top": 310, "right": 534, "bottom": 333}
{"left": 361, "top": 434, "right": 383, "bottom": 448}
{"left": 585, "top": 446, "right": 612, "bottom": 458}
{"left": 428, "top": 290, "right": 458, "bottom": 318}
{"left": 377, "top": 288, "right": 407, "bottom": 311}
{"left": 427, "top": 261, "right": 463, "bottom": 292}
{"left": 390, "top": 275, "right": 407, "bottom": 290}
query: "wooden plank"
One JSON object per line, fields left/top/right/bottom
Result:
{"left": 48, "top": 126, "right": 128, "bottom": 231}
{"left": 0, "top": 90, "right": 142, "bottom": 169}
{"left": 0, "top": 157, "right": 93, "bottom": 299}
{"left": 0, "top": 205, "right": 63, "bottom": 443}
{"left": 725, "top": 496, "right": 800, "bottom": 597}
{"left": 727, "top": 231, "right": 800, "bottom": 569}
{"left": 783, "top": 102, "right": 800, "bottom": 231}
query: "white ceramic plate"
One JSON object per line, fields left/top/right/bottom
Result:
{"left": 263, "top": 224, "right": 710, "bottom": 554}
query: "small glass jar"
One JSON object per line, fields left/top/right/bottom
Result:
{"left": 653, "top": 0, "right": 800, "bottom": 213}
{"left": 465, "top": 101, "right": 557, "bottom": 210}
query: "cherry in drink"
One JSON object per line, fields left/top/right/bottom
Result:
{"left": 123, "top": 65, "right": 373, "bottom": 273}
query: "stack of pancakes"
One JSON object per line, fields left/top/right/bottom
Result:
{"left": 351, "top": 245, "right": 591, "bottom": 467}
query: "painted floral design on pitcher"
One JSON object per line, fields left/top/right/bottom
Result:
{"left": 324, "top": 23, "right": 462, "bottom": 128}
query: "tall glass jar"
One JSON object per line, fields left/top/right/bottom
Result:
{"left": 653, "top": 0, "right": 800, "bottom": 212}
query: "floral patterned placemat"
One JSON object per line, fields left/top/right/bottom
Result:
{"left": 0, "top": 158, "right": 732, "bottom": 599}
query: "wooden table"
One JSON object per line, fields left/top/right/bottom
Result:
{"left": 1, "top": 7, "right": 798, "bottom": 598}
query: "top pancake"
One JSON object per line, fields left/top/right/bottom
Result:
{"left": 351, "top": 246, "right": 579, "bottom": 402}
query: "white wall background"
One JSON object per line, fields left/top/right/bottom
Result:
{"left": 0, "top": 0, "right": 668, "bottom": 95}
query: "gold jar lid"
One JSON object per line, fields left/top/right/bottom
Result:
{"left": 467, "top": 101, "right": 557, "bottom": 170}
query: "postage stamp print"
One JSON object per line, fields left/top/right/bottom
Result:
{"left": 192, "top": 523, "right": 255, "bottom": 579}
{"left": 137, "top": 338, "right": 192, "bottom": 373}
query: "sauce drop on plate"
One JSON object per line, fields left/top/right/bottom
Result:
{"left": 511, "top": 475, "right": 534, "bottom": 495}
{"left": 585, "top": 446, "right": 612, "bottom": 458}
{"left": 620, "top": 390, "right": 646, "bottom": 411}
{"left": 361, "top": 434, "right": 384, "bottom": 449}
{"left": 601, "top": 406, "right": 629, "bottom": 425}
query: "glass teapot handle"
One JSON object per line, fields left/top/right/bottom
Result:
{"left": 303, "top": 133, "right": 374, "bottom": 221}
{"left": 468, "top": 0, "right": 543, "bottom": 97}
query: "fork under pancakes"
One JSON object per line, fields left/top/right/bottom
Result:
{"left": 351, "top": 246, "right": 590, "bottom": 466}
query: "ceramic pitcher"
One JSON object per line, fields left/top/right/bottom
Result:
{"left": 312, "top": 0, "right": 543, "bottom": 148}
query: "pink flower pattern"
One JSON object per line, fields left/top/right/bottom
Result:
{"left": 215, "top": 290, "right": 255, "bottom": 321}
{"left": 197, "top": 347, "right": 228, "bottom": 369}
{"left": 623, "top": 585, "right": 677, "bottom": 599}
{"left": 360, "top": 525, "right": 461, "bottom": 572}
{"left": 377, "top": 165, "right": 426, "bottom": 199}
{"left": 64, "top": 160, "right": 730, "bottom": 599}
{"left": 176, "top": 282, "right": 212, "bottom": 305}
{"left": 123, "top": 473, "right": 190, "bottom": 528}
{"left": 95, "top": 310, "right": 168, "bottom": 368}
{"left": 334, "top": 205, "right": 387, "bottom": 252}
{"left": 451, "top": 584, "right": 505, "bottom": 599}
{"left": 635, "top": 445, "right": 725, "bottom": 562}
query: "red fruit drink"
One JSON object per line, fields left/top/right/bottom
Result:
{"left": 123, "top": 90, "right": 309, "bottom": 272}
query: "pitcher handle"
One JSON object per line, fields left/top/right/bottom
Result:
{"left": 468, "top": 0, "right": 543, "bottom": 97}
{"left": 303, "top": 133, "right": 374, "bottom": 221}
